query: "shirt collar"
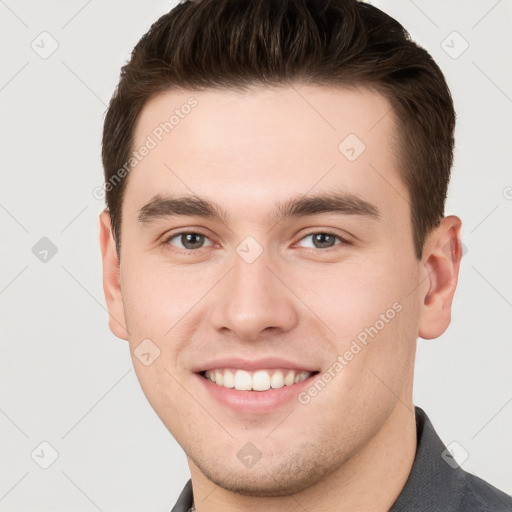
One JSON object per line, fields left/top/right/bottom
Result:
{"left": 389, "top": 406, "right": 467, "bottom": 511}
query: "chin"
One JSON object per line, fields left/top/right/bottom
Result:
{"left": 190, "top": 451, "right": 332, "bottom": 498}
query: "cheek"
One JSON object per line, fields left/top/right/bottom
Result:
{"left": 120, "top": 258, "right": 215, "bottom": 338}
{"left": 294, "top": 254, "right": 419, "bottom": 385}
{"left": 291, "top": 253, "right": 416, "bottom": 333}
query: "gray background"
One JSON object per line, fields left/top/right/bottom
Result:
{"left": 1, "top": 0, "right": 511, "bottom": 510}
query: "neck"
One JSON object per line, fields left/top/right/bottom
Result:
{"left": 188, "top": 390, "right": 417, "bottom": 512}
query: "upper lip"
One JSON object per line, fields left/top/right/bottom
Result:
{"left": 193, "top": 356, "right": 319, "bottom": 373}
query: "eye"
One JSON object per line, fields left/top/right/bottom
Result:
{"left": 164, "top": 231, "right": 214, "bottom": 251}
{"left": 297, "top": 231, "right": 349, "bottom": 250}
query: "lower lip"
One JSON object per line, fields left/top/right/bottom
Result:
{"left": 195, "top": 372, "right": 319, "bottom": 414}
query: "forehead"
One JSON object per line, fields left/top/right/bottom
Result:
{"left": 124, "top": 84, "right": 406, "bottom": 227}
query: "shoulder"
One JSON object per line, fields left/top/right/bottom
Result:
{"left": 460, "top": 471, "right": 512, "bottom": 511}
{"left": 390, "top": 407, "right": 512, "bottom": 512}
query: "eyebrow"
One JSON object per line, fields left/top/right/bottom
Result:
{"left": 137, "top": 191, "right": 381, "bottom": 226}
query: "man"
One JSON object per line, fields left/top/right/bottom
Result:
{"left": 99, "top": 0, "right": 512, "bottom": 510}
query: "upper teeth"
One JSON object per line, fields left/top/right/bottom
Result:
{"left": 204, "top": 368, "right": 313, "bottom": 391}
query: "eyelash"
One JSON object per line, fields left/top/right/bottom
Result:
{"left": 162, "top": 230, "right": 351, "bottom": 253}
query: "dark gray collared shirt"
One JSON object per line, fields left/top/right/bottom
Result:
{"left": 170, "top": 407, "right": 512, "bottom": 511}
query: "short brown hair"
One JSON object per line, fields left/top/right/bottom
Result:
{"left": 102, "top": 0, "right": 455, "bottom": 260}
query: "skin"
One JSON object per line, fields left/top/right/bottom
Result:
{"left": 99, "top": 85, "right": 462, "bottom": 512}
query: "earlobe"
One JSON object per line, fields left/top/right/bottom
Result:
{"left": 99, "top": 210, "right": 129, "bottom": 340}
{"left": 418, "top": 215, "right": 463, "bottom": 340}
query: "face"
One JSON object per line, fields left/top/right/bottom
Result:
{"left": 100, "top": 85, "right": 459, "bottom": 497}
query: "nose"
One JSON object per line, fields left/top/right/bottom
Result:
{"left": 209, "top": 247, "right": 300, "bottom": 341}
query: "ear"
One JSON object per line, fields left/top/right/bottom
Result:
{"left": 99, "top": 210, "right": 129, "bottom": 340}
{"left": 418, "top": 215, "right": 463, "bottom": 340}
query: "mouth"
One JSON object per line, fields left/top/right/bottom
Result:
{"left": 198, "top": 368, "right": 321, "bottom": 391}
{"left": 195, "top": 366, "right": 321, "bottom": 413}
{"left": 192, "top": 356, "right": 322, "bottom": 413}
